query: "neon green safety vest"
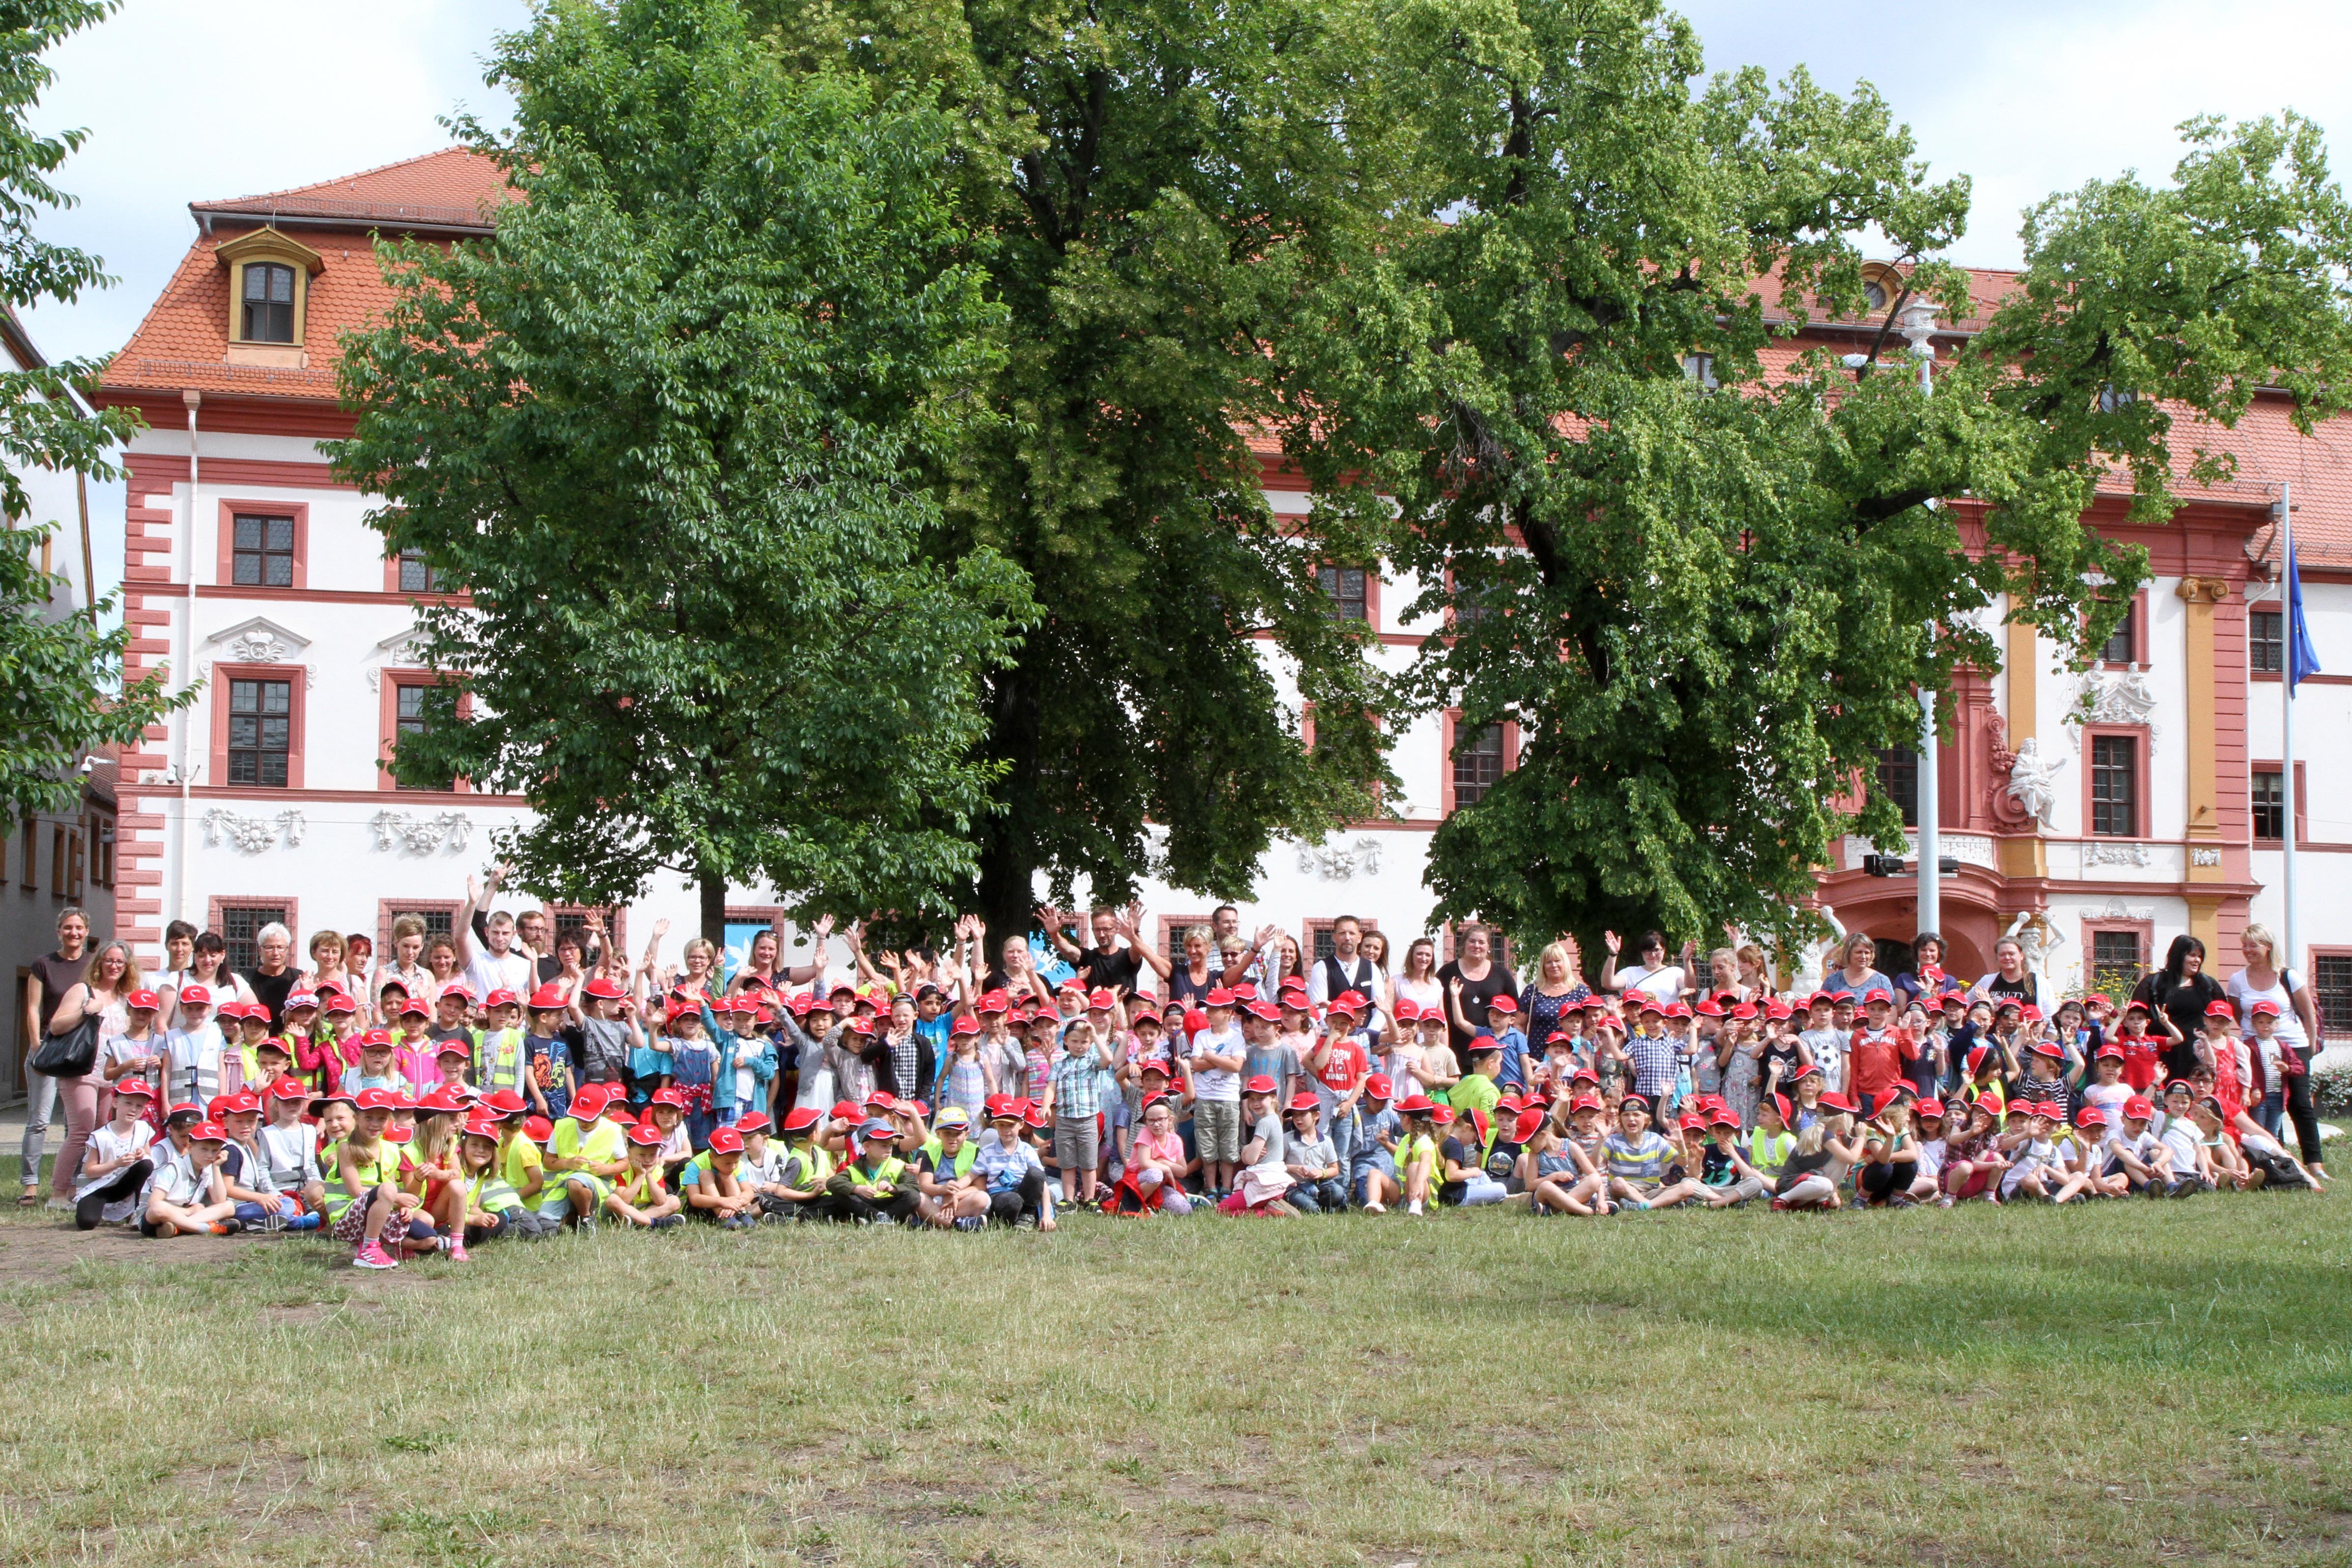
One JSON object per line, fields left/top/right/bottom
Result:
{"left": 853, "top": 1155, "right": 906, "bottom": 1195}
{"left": 920, "top": 1138, "right": 979, "bottom": 1182}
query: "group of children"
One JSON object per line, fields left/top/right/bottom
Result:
{"left": 76, "top": 950, "right": 2325, "bottom": 1258}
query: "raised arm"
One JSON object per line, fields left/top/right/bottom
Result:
{"left": 1596, "top": 930, "right": 1623, "bottom": 994}
{"left": 782, "top": 913, "right": 834, "bottom": 987}
{"left": 1117, "top": 904, "right": 1172, "bottom": 983}
{"left": 454, "top": 869, "right": 490, "bottom": 966}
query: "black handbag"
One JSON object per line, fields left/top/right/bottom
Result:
{"left": 28, "top": 1012, "right": 100, "bottom": 1079}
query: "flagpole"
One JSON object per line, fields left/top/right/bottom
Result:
{"left": 2280, "top": 480, "right": 2298, "bottom": 972}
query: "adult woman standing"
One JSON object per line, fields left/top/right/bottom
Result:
{"left": 371, "top": 914, "right": 435, "bottom": 1023}
{"left": 40, "top": 941, "right": 139, "bottom": 1207}
{"left": 1817, "top": 934, "right": 1891, "bottom": 1002}
{"left": 1355, "top": 931, "right": 1397, "bottom": 1022}
{"left": 2133, "top": 936, "right": 2227, "bottom": 1080}
{"left": 1436, "top": 923, "right": 1518, "bottom": 1072}
{"left": 1599, "top": 931, "right": 1687, "bottom": 1004}
{"left": 167, "top": 931, "right": 251, "bottom": 1030}
{"left": 1518, "top": 941, "right": 1593, "bottom": 1053}
{"left": 1734, "top": 944, "right": 1774, "bottom": 1003}
{"left": 1393, "top": 938, "right": 1443, "bottom": 1021}
{"left": 240, "top": 922, "right": 300, "bottom": 1031}
{"left": 21, "top": 908, "right": 90, "bottom": 1207}
{"left": 1169, "top": 924, "right": 1219, "bottom": 1007}
{"left": 2227, "top": 923, "right": 2326, "bottom": 1178}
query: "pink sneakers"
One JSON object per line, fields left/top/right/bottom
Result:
{"left": 353, "top": 1239, "right": 400, "bottom": 1270}
{"left": 447, "top": 1239, "right": 470, "bottom": 1263}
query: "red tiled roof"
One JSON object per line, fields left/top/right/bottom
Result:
{"left": 101, "top": 149, "right": 511, "bottom": 405}
{"left": 190, "top": 147, "right": 510, "bottom": 233}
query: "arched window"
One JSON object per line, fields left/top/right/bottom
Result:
{"left": 243, "top": 262, "right": 297, "bottom": 342}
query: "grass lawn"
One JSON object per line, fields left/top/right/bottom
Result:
{"left": 0, "top": 1190, "right": 2344, "bottom": 1568}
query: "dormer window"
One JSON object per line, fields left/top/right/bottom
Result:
{"left": 243, "top": 262, "right": 296, "bottom": 342}
{"left": 215, "top": 227, "right": 323, "bottom": 360}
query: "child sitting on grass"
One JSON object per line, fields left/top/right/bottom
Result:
{"left": 75, "top": 1079, "right": 157, "bottom": 1231}
{"left": 144, "top": 1119, "right": 238, "bottom": 1237}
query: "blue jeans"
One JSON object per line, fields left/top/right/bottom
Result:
{"left": 1327, "top": 1109, "right": 1360, "bottom": 1176}
{"left": 1287, "top": 1177, "right": 1348, "bottom": 1213}
{"left": 2256, "top": 1090, "right": 2284, "bottom": 1138}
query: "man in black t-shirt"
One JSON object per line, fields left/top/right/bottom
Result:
{"left": 1040, "top": 904, "right": 1170, "bottom": 999}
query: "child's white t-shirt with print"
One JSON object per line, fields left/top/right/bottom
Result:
{"left": 76, "top": 1121, "right": 154, "bottom": 1203}
{"left": 1798, "top": 1027, "right": 1845, "bottom": 1091}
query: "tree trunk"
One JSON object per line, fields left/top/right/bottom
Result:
{"left": 699, "top": 866, "right": 728, "bottom": 957}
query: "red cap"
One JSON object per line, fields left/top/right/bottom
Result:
{"left": 2094, "top": 1043, "right": 2124, "bottom": 1061}
{"left": 1544, "top": 1030, "right": 1574, "bottom": 1046}
{"left": 1694, "top": 998, "right": 1726, "bottom": 1018}
{"left": 1706, "top": 1105, "right": 1740, "bottom": 1128}
{"left": 214, "top": 1090, "right": 263, "bottom": 1116}
{"left": 522, "top": 1115, "right": 554, "bottom": 1141}
{"left": 437, "top": 1037, "right": 473, "bottom": 1057}
{"left": 482, "top": 1089, "right": 528, "bottom": 1116}
{"left": 583, "top": 977, "right": 625, "bottom": 1000}
{"left": 707, "top": 1126, "right": 745, "bottom": 1155}
{"left": 2249, "top": 998, "right": 2283, "bottom": 1018}
{"left": 354, "top": 1087, "right": 402, "bottom": 1112}
{"left": 1816, "top": 1090, "right": 1857, "bottom": 1114}
{"left": 568, "top": 1083, "right": 614, "bottom": 1118}
{"left": 1203, "top": 988, "right": 1236, "bottom": 1008}
{"left": 2123, "top": 1095, "right": 2156, "bottom": 1120}
{"left": 977, "top": 989, "right": 1012, "bottom": 1014}
{"left": 418, "top": 1085, "right": 471, "bottom": 1114}
{"left": 1569, "top": 1094, "right": 1602, "bottom": 1114}
{"left": 1916, "top": 1098, "right": 1946, "bottom": 1119}
{"left": 125, "top": 989, "right": 160, "bottom": 1011}
{"left": 186, "top": 1121, "right": 228, "bottom": 1143}
{"left": 1363, "top": 1073, "right": 1393, "bottom": 1099}
{"left": 828, "top": 1100, "right": 862, "bottom": 1123}
{"left": 2204, "top": 999, "right": 2237, "bottom": 1019}
{"left": 2075, "top": 1107, "right": 2108, "bottom": 1128}
{"left": 1393, "top": 1094, "right": 1437, "bottom": 1115}
{"left": 1182, "top": 1009, "right": 1208, "bottom": 1035}
{"left": 1392, "top": 999, "right": 1420, "bottom": 1023}
{"left": 440, "top": 982, "right": 475, "bottom": 1003}
{"left": 1730, "top": 1002, "right": 1758, "bottom": 1021}
{"left": 845, "top": 1016, "right": 875, "bottom": 1037}
{"left": 781, "top": 1107, "right": 822, "bottom": 1133}
{"left": 1243, "top": 1074, "right": 1277, "bottom": 1096}
{"left": 734, "top": 1112, "right": 772, "bottom": 1135}
{"left": 529, "top": 984, "right": 569, "bottom": 1011}
{"left": 1862, "top": 987, "right": 1893, "bottom": 1005}
{"left": 397, "top": 998, "right": 430, "bottom": 1018}
{"left": 1636, "top": 998, "right": 1665, "bottom": 1016}
{"left": 1087, "top": 988, "right": 1117, "bottom": 1011}
{"left": 1486, "top": 994, "right": 1518, "bottom": 1015}
{"left": 113, "top": 1078, "right": 156, "bottom": 1100}
{"left": 1512, "top": 1108, "right": 1547, "bottom": 1142}
{"left": 949, "top": 1015, "right": 981, "bottom": 1037}
{"left": 625, "top": 1123, "right": 664, "bottom": 1147}
{"left": 1243, "top": 999, "right": 1282, "bottom": 1022}
{"left": 460, "top": 1115, "right": 504, "bottom": 1140}
{"left": 1678, "top": 1113, "right": 1709, "bottom": 1133}
{"left": 649, "top": 1086, "right": 687, "bottom": 1109}
{"left": 1284, "top": 1092, "right": 1320, "bottom": 1114}
{"left": 177, "top": 984, "right": 212, "bottom": 1007}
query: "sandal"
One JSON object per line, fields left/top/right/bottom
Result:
{"left": 16, "top": 1191, "right": 35, "bottom": 1208}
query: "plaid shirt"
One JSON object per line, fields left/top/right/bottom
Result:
{"left": 1050, "top": 1048, "right": 1104, "bottom": 1119}
{"left": 1626, "top": 1032, "right": 1681, "bottom": 1097}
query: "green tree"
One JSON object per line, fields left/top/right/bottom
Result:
{"left": 752, "top": 0, "right": 1397, "bottom": 934}
{"left": 333, "top": 0, "right": 1029, "bottom": 943}
{"left": 0, "top": 0, "right": 186, "bottom": 822}
{"left": 1290, "top": 0, "right": 2352, "bottom": 956}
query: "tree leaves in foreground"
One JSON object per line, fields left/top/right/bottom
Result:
{"left": 0, "top": 0, "right": 185, "bottom": 823}
{"left": 333, "top": 0, "right": 1029, "bottom": 940}
{"left": 1289, "top": 0, "right": 2352, "bottom": 955}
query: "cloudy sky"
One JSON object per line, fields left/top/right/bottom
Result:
{"left": 16, "top": 0, "right": 2352, "bottom": 586}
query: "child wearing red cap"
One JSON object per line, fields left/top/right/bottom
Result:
{"left": 1115, "top": 1094, "right": 1193, "bottom": 1215}
{"left": 329, "top": 1095, "right": 421, "bottom": 1266}
{"left": 144, "top": 1120, "right": 239, "bottom": 1237}
{"left": 160, "top": 986, "right": 227, "bottom": 1112}
{"left": 1771, "top": 1102, "right": 1863, "bottom": 1211}
{"left": 1187, "top": 996, "right": 1247, "bottom": 1203}
{"left": 98, "top": 989, "right": 166, "bottom": 1104}
{"left": 1046, "top": 1019, "right": 1112, "bottom": 1207}
{"left": 74, "top": 1080, "right": 157, "bottom": 1230}
{"left": 607, "top": 1125, "right": 684, "bottom": 1228}
{"left": 1392, "top": 1098, "right": 1442, "bottom": 1217}
{"left": 1281, "top": 1096, "right": 1346, "bottom": 1213}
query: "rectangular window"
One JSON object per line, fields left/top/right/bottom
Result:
{"left": 2090, "top": 734, "right": 2137, "bottom": 836}
{"left": 242, "top": 262, "right": 296, "bottom": 343}
{"left": 398, "top": 549, "right": 443, "bottom": 594}
{"left": 227, "top": 678, "right": 292, "bottom": 788}
{"left": 66, "top": 830, "right": 82, "bottom": 899}
{"left": 2253, "top": 769, "right": 2286, "bottom": 841}
{"left": 2090, "top": 930, "right": 2144, "bottom": 990}
{"left": 1318, "top": 565, "right": 1368, "bottom": 623}
{"left": 220, "top": 903, "right": 289, "bottom": 973}
{"left": 1874, "top": 746, "right": 1919, "bottom": 828}
{"left": 231, "top": 514, "right": 296, "bottom": 588}
{"left": 2314, "top": 955, "right": 2352, "bottom": 1039}
{"left": 18, "top": 819, "right": 32, "bottom": 887}
{"left": 1159, "top": 915, "right": 1213, "bottom": 967}
{"left": 1681, "top": 353, "right": 1718, "bottom": 390}
{"left": 1452, "top": 724, "right": 1505, "bottom": 808}
{"left": 2098, "top": 599, "right": 2137, "bottom": 666}
{"left": 48, "top": 825, "right": 63, "bottom": 896}
{"left": 393, "top": 684, "right": 434, "bottom": 791}
{"left": 391, "top": 906, "right": 455, "bottom": 943}
{"left": 2251, "top": 608, "right": 2284, "bottom": 674}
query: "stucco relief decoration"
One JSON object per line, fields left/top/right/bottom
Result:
{"left": 369, "top": 809, "right": 474, "bottom": 855}
{"left": 202, "top": 808, "right": 306, "bottom": 853}
{"left": 1985, "top": 714, "right": 2062, "bottom": 829}
{"left": 2068, "top": 669, "right": 2158, "bottom": 752}
{"left": 2084, "top": 897, "right": 2155, "bottom": 922}
{"left": 1294, "top": 836, "right": 1384, "bottom": 882}
{"left": 201, "top": 616, "right": 315, "bottom": 690}
{"left": 365, "top": 627, "right": 429, "bottom": 693}
{"left": 2085, "top": 841, "right": 2152, "bottom": 867}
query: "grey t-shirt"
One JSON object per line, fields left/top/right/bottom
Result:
{"left": 1285, "top": 1131, "right": 1337, "bottom": 1176}
{"left": 1247, "top": 1112, "right": 1287, "bottom": 1173}
{"left": 576, "top": 1018, "right": 632, "bottom": 1083}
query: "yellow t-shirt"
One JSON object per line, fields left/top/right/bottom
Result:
{"left": 503, "top": 1134, "right": 548, "bottom": 1211}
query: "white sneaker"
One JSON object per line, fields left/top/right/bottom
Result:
{"left": 1406, "top": 1200, "right": 1424, "bottom": 1216}
{"left": 1361, "top": 1200, "right": 1386, "bottom": 1215}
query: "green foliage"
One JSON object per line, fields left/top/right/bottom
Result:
{"left": 0, "top": 0, "right": 184, "bottom": 823}
{"left": 332, "top": 0, "right": 1028, "bottom": 928}
{"left": 1287, "top": 0, "right": 2352, "bottom": 956}
{"left": 751, "top": 0, "right": 1399, "bottom": 928}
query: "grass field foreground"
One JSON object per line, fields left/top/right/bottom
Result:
{"left": 0, "top": 1197, "right": 2345, "bottom": 1567}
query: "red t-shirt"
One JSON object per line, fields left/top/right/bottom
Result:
{"left": 1846, "top": 1026, "right": 1918, "bottom": 1103}
{"left": 1315, "top": 1039, "right": 1368, "bottom": 1096}
{"left": 2117, "top": 1035, "right": 2162, "bottom": 1093}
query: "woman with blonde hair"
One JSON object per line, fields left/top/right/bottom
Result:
{"left": 1517, "top": 940, "right": 1592, "bottom": 1057}
{"left": 2227, "top": 921, "right": 2325, "bottom": 1177}
{"left": 1167, "top": 923, "right": 1220, "bottom": 1006}
{"left": 40, "top": 940, "right": 142, "bottom": 1206}
{"left": 1393, "top": 937, "right": 1443, "bottom": 1018}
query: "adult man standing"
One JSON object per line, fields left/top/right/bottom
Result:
{"left": 456, "top": 866, "right": 537, "bottom": 1003}
{"left": 1042, "top": 903, "right": 1171, "bottom": 999}
{"left": 19, "top": 907, "right": 89, "bottom": 1208}
{"left": 1307, "top": 915, "right": 1380, "bottom": 1008}
{"left": 476, "top": 903, "right": 600, "bottom": 986}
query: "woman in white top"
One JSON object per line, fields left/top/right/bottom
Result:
{"left": 1354, "top": 931, "right": 1398, "bottom": 1024}
{"left": 1392, "top": 937, "right": 1444, "bottom": 1019}
{"left": 161, "top": 930, "right": 254, "bottom": 1031}
{"left": 2226, "top": 921, "right": 2325, "bottom": 1175}
{"left": 1600, "top": 930, "right": 1687, "bottom": 1003}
